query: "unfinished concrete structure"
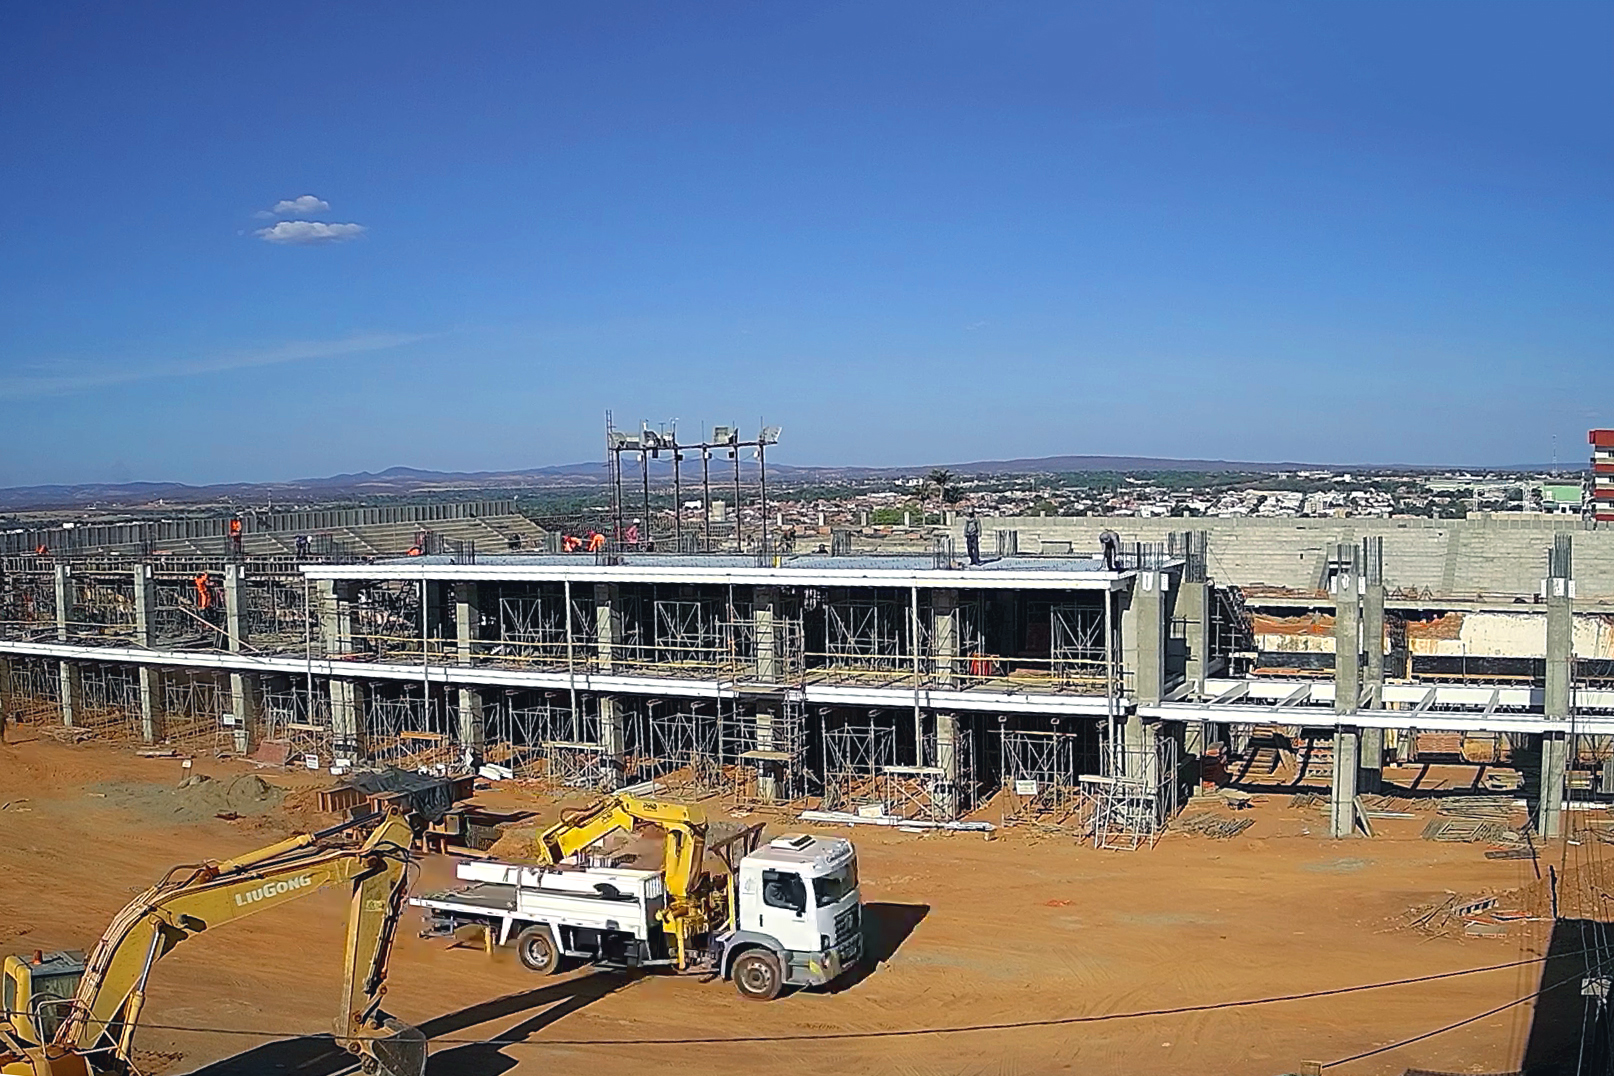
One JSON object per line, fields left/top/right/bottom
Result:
{"left": 4, "top": 502, "right": 1613, "bottom": 846}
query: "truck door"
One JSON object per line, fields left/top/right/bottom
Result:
{"left": 757, "top": 870, "right": 819, "bottom": 952}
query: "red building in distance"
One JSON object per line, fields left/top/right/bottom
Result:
{"left": 1593, "top": 429, "right": 1614, "bottom": 522}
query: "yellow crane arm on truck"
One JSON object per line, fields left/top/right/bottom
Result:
{"left": 534, "top": 794, "right": 715, "bottom": 967}
{"left": 0, "top": 810, "right": 424, "bottom": 1076}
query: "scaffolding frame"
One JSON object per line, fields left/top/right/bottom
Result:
{"left": 262, "top": 685, "right": 333, "bottom": 762}
{"left": 722, "top": 693, "right": 810, "bottom": 808}
{"left": 365, "top": 687, "right": 457, "bottom": 769}
{"left": 640, "top": 702, "right": 724, "bottom": 795}
{"left": 998, "top": 724, "right": 1091, "bottom": 829}
{"left": 1093, "top": 736, "right": 1181, "bottom": 851}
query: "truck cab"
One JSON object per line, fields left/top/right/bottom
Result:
{"left": 723, "top": 834, "right": 862, "bottom": 1001}
{"left": 2, "top": 950, "right": 86, "bottom": 1047}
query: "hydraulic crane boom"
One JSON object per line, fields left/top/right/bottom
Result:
{"left": 534, "top": 794, "right": 715, "bottom": 967}
{"left": 1, "top": 811, "right": 424, "bottom": 1076}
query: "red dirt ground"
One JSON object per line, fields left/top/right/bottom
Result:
{"left": 0, "top": 734, "right": 1600, "bottom": 1076}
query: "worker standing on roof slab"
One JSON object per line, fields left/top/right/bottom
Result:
{"left": 964, "top": 510, "right": 981, "bottom": 565}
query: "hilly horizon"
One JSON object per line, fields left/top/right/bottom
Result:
{"left": 0, "top": 453, "right": 1575, "bottom": 513}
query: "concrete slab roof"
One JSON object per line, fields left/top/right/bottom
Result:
{"left": 298, "top": 552, "right": 1140, "bottom": 591}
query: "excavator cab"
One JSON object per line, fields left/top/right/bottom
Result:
{"left": 2, "top": 951, "right": 85, "bottom": 1047}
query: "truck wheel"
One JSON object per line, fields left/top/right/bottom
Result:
{"left": 515, "top": 925, "right": 562, "bottom": 975}
{"left": 731, "top": 949, "right": 784, "bottom": 1001}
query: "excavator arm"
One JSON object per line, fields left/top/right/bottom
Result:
{"left": 6, "top": 811, "right": 422, "bottom": 1076}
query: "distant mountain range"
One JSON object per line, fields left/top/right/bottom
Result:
{"left": 0, "top": 455, "right": 1568, "bottom": 512}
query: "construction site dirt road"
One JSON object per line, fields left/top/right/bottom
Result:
{"left": 0, "top": 737, "right": 1588, "bottom": 1075}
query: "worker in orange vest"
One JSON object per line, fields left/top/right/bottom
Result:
{"left": 586, "top": 531, "right": 606, "bottom": 553}
{"left": 194, "top": 573, "right": 212, "bottom": 610}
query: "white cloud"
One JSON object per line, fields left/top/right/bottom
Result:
{"left": 1, "top": 332, "right": 430, "bottom": 399}
{"left": 272, "top": 194, "right": 330, "bottom": 215}
{"left": 256, "top": 220, "right": 366, "bottom": 244}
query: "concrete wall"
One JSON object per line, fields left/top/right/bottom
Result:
{"left": 1252, "top": 610, "right": 1614, "bottom": 660}
{"left": 960, "top": 515, "right": 1614, "bottom": 601}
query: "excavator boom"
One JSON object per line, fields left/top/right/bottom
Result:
{"left": 1, "top": 811, "right": 424, "bottom": 1076}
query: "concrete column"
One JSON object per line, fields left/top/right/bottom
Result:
{"left": 0, "top": 654, "right": 11, "bottom": 728}
{"left": 58, "top": 661, "right": 81, "bottom": 727}
{"left": 229, "top": 672, "right": 258, "bottom": 753}
{"left": 594, "top": 584, "right": 620, "bottom": 674}
{"left": 1539, "top": 732, "right": 1569, "bottom": 839}
{"left": 1179, "top": 580, "right": 1211, "bottom": 697}
{"left": 935, "top": 712, "right": 961, "bottom": 819}
{"left": 754, "top": 705, "right": 778, "bottom": 802}
{"left": 132, "top": 564, "right": 164, "bottom": 742}
{"left": 1540, "top": 535, "right": 1573, "bottom": 838}
{"left": 1332, "top": 544, "right": 1361, "bottom": 718}
{"left": 53, "top": 564, "right": 73, "bottom": 642}
{"left": 1123, "top": 571, "right": 1167, "bottom": 706}
{"left": 137, "top": 666, "right": 163, "bottom": 743}
{"left": 1358, "top": 727, "right": 1384, "bottom": 795}
{"left": 223, "top": 565, "right": 248, "bottom": 652}
{"left": 598, "top": 695, "right": 626, "bottom": 789}
{"left": 1361, "top": 537, "right": 1385, "bottom": 701}
{"left": 753, "top": 586, "right": 779, "bottom": 683}
{"left": 422, "top": 580, "right": 445, "bottom": 660}
{"left": 455, "top": 582, "right": 480, "bottom": 665}
{"left": 457, "top": 687, "right": 485, "bottom": 759}
{"left": 1123, "top": 713, "right": 1161, "bottom": 788}
{"left": 1331, "top": 727, "right": 1360, "bottom": 838}
{"left": 932, "top": 589, "right": 958, "bottom": 686}
{"left": 330, "top": 680, "right": 364, "bottom": 759}
{"left": 318, "top": 580, "right": 356, "bottom": 658}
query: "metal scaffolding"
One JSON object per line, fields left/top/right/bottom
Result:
{"left": 640, "top": 703, "right": 724, "bottom": 794}
{"left": 998, "top": 722, "right": 1091, "bottom": 829}
{"left": 262, "top": 685, "right": 333, "bottom": 762}
{"left": 1093, "top": 736, "right": 1181, "bottom": 851}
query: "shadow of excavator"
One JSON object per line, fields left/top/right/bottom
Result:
{"left": 183, "top": 971, "right": 639, "bottom": 1076}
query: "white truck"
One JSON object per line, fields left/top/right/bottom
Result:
{"left": 413, "top": 829, "right": 862, "bottom": 1000}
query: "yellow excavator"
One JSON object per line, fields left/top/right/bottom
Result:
{"left": 0, "top": 810, "right": 424, "bottom": 1076}
{"left": 532, "top": 793, "right": 721, "bottom": 969}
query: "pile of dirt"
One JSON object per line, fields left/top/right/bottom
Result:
{"left": 86, "top": 774, "right": 285, "bottom": 823}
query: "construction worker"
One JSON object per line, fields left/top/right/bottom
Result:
{"left": 34, "top": 544, "right": 46, "bottom": 556}
{"left": 228, "top": 517, "right": 243, "bottom": 558}
{"left": 1099, "top": 529, "right": 1120, "bottom": 572}
{"left": 294, "top": 534, "right": 310, "bottom": 559}
{"left": 562, "top": 534, "right": 582, "bottom": 553}
{"left": 964, "top": 510, "right": 982, "bottom": 565}
{"left": 586, "top": 531, "right": 606, "bottom": 553}
{"left": 194, "top": 573, "right": 212, "bottom": 610}
{"left": 406, "top": 546, "right": 423, "bottom": 557}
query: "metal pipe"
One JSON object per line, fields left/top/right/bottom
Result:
{"left": 911, "top": 585, "right": 923, "bottom": 766}
{"left": 672, "top": 429, "right": 682, "bottom": 551}
{"left": 640, "top": 449, "right": 650, "bottom": 548}
{"left": 565, "top": 579, "right": 578, "bottom": 741}
{"left": 733, "top": 439, "right": 743, "bottom": 553}
{"left": 1104, "top": 585, "right": 1115, "bottom": 775}
{"left": 701, "top": 445, "right": 712, "bottom": 554}
{"left": 759, "top": 438, "right": 769, "bottom": 554}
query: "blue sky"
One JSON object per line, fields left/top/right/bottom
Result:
{"left": 1, "top": 2, "right": 1609, "bottom": 486}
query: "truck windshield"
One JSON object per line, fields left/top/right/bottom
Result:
{"left": 814, "top": 860, "right": 858, "bottom": 907}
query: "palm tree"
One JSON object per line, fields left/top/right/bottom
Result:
{"left": 925, "top": 469, "right": 954, "bottom": 526}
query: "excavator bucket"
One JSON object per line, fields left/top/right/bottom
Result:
{"left": 366, "top": 1018, "right": 428, "bottom": 1076}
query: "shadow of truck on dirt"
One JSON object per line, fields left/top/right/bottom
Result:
{"left": 826, "top": 901, "right": 929, "bottom": 994}
{"left": 184, "top": 971, "right": 637, "bottom": 1076}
